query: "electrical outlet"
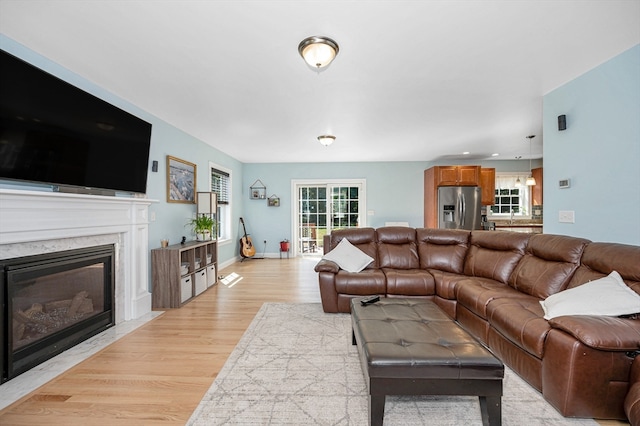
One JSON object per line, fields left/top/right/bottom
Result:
{"left": 558, "top": 210, "right": 575, "bottom": 223}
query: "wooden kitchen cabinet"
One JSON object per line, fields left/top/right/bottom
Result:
{"left": 531, "top": 167, "right": 543, "bottom": 206}
{"left": 424, "top": 165, "right": 482, "bottom": 228}
{"left": 480, "top": 168, "right": 495, "bottom": 206}
{"left": 424, "top": 168, "right": 438, "bottom": 228}
{"left": 435, "top": 165, "right": 480, "bottom": 186}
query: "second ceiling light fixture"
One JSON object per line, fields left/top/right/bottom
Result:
{"left": 299, "top": 36, "right": 340, "bottom": 147}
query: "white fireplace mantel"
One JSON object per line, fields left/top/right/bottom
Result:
{"left": 0, "top": 189, "right": 156, "bottom": 322}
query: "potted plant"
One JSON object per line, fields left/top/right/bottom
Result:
{"left": 187, "top": 215, "right": 216, "bottom": 241}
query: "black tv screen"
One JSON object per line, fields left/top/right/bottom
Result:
{"left": 0, "top": 49, "right": 152, "bottom": 194}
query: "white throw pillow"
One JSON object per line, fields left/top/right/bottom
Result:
{"left": 322, "top": 238, "right": 373, "bottom": 273}
{"left": 540, "top": 271, "right": 640, "bottom": 320}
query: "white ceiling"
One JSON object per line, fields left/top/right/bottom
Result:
{"left": 1, "top": 1, "right": 638, "bottom": 163}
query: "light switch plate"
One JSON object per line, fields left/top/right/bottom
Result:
{"left": 559, "top": 210, "right": 575, "bottom": 223}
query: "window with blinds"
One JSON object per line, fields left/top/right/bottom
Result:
{"left": 209, "top": 165, "right": 231, "bottom": 241}
{"left": 211, "top": 168, "right": 230, "bottom": 205}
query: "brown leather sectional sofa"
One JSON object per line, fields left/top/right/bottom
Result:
{"left": 314, "top": 226, "right": 640, "bottom": 422}
{"left": 627, "top": 356, "right": 640, "bottom": 425}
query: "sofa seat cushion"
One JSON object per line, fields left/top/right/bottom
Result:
{"left": 428, "top": 270, "right": 469, "bottom": 300}
{"left": 486, "top": 297, "right": 549, "bottom": 358}
{"left": 383, "top": 268, "right": 435, "bottom": 296}
{"left": 335, "top": 269, "right": 387, "bottom": 295}
{"left": 455, "top": 278, "right": 531, "bottom": 319}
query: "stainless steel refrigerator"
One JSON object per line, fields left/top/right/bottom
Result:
{"left": 438, "top": 186, "right": 482, "bottom": 230}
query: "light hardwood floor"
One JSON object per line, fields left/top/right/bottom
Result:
{"left": 0, "top": 256, "right": 629, "bottom": 425}
{"left": 0, "top": 257, "right": 321, "bottom": 425}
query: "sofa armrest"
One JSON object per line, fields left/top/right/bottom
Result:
{"left": 549, "top": 316, "right": 640, "bottom": 351}
{"left": 314, "top": 259, "right": 340, "bottom": 273}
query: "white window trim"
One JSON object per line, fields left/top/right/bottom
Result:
{"left": 290, "top": 178, "right": 367, "bottom": 256}
{"left": 490, "top": 172, "right": 532, "bottom": 219}
{"left": 209, "top": 161, "right": 232, "bottom": 245}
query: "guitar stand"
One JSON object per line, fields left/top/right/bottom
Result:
{"left": 241, "top": 256, "right": 263, "bottom": 262}
{"left": 241, "top": 240, "right": 267, "bottom": 261}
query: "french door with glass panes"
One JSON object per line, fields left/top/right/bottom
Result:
{"left": 293, "top": 179, "right": 366, "bottom": 256}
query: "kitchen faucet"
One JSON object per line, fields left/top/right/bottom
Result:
{"left": 510, "top": 209, "right": 514, "bottom": 224}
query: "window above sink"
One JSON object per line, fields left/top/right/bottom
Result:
{"left": 489, "top": 174, "right": 532, "bottom": 219}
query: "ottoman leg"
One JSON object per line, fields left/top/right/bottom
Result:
{"left": 369, "top": 394, "right": 385, "bottom": 426}
{"left": 479, "top": 395, "right": 502, "bottom": 426}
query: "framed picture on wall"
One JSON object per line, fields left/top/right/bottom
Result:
{"left": 166, "top": 155, "right": 196, "bottom": 203}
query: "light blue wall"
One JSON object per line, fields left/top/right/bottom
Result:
{"left": 243, "top": 159, "right": 540, "bottom": 254}
{"left": 0, "top": 35, "right": 244, "bottom": 269}
{"left": 242, "top": 162, "right": 426, "bottom": 255}
{"left": 543, "top": 45, "right": 640, "bottom": 245}
{"left": 145, "top": 121, "right": 244, "bottom": 265}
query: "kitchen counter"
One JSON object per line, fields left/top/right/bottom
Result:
{"left": 492, "top": 220, "right": 543, "bottom": 234}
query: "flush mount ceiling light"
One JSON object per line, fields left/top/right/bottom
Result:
{"left": 525, "top": 135, "right": 537, "bottom": 186}
{"left": 317, "top": 135, "right": 336, "bottom": 146}
{"left": 298, "top": 36, "right": 339, "bottom": 69}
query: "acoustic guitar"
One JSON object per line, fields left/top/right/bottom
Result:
{"left": 239, "top": 217, "right": 256, "bottom": 258}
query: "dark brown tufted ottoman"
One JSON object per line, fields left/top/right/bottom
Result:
{"left": 351, "top": 298, "right": 503, "bottom": 426}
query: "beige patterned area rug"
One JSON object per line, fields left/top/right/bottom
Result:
{"left": 188, "top": 303, "right": 597, "bottom": 426}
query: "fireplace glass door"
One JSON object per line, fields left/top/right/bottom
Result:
{"left": 1, "top": 245, "right": 115, "bottom": 382}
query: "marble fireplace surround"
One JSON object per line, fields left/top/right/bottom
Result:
{"left": 0, "top": 189, "right": 155, "bottom": 324}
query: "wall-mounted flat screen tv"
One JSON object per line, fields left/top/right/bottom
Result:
{"left": 0, "top": 49, "right": 152, "bottom": 194}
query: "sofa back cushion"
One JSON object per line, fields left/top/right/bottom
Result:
{"left": 328, "top": 227, "right": 378, "bottom": 269}
{"left": 567, "top": 242, "right": 640, "bottom": 295}
{"left": 376, "top": 226, "right": 419, "bottom": 269}
{"left": 509, "top": 234, "right": 590, "bottom": 299}
{"left": 463, "top": 231, "right": 530, "bottom": 284}
{"left": 416, "top": 228, "right": 470, "bottom": 273}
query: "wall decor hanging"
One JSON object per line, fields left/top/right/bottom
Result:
{"left": 268, "top": 194, "right": 280, "bottom": 207}
{"left": 250, "top": 179, "right": 266, "bottom": 199}
{"left": 166, "top": 155, "right": 196, "bottom": 203}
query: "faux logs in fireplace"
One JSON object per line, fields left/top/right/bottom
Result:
{"left": 1, "top": 245, "right": 115, "bottom": 383}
